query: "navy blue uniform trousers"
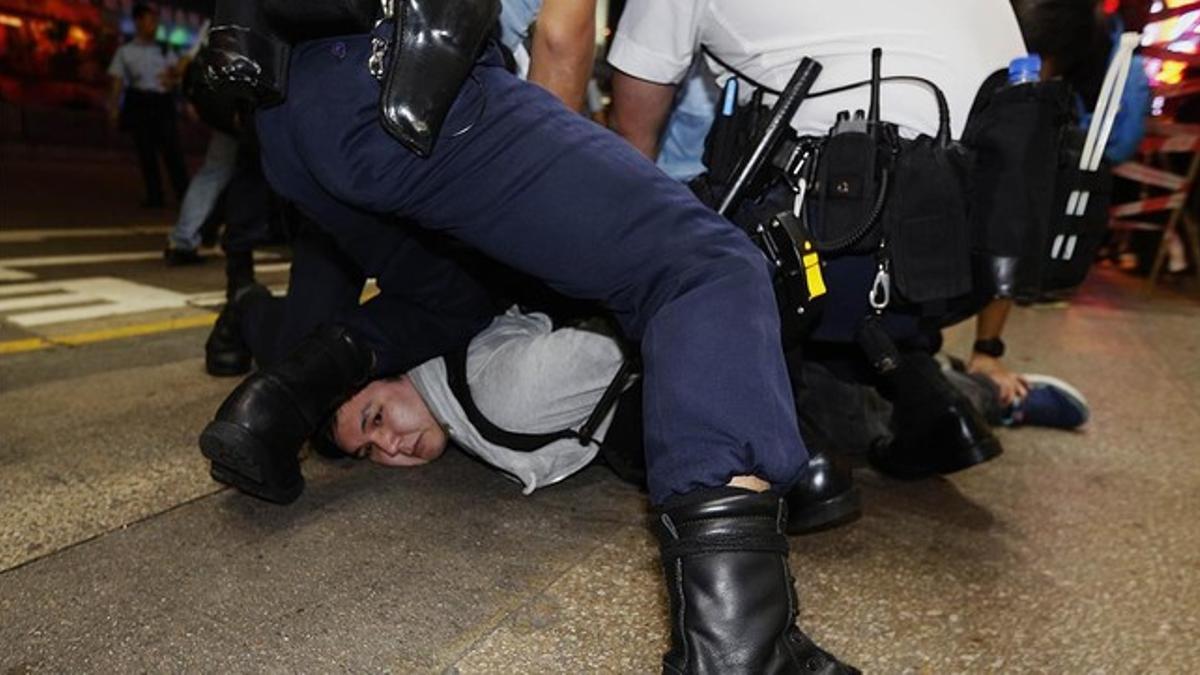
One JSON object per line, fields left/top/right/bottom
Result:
{"left": 255, "top": 35, "right": 807, "bottom": 505}
{"left": 244, "top": 216, "right": 495, "bottom": 374}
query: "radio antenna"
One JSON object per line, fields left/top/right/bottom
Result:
{"left": 868, "top": 47, "right": 882, "bottom": 124}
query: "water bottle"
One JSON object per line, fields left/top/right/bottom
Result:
{"left": 1007, "top": 54, "right": 1042, "bottom": 86}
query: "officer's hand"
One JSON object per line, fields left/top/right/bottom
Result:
{"left": 967, "top": 353, "right": 1028, "bottom": 406}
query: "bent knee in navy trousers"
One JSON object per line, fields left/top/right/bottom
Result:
{"left": 256, "top": 35, "right": 808, "bottom": 504}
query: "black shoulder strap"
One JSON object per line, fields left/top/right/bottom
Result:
{"left": 443, "top": 347, "right": 637, "bottom": 453}
{"left": 444, "top": 348, "right": 580, "bottom": 452}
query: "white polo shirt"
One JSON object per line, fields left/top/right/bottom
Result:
{"left": 609, "top": 0, "right": 1027, "bottom": 140}
{"left": 108, "top": 40, "right": 178, "bottom": 93}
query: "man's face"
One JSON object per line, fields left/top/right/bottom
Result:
{"left": 332, "top": 377, "right": 448, "bottom": 467}
{"left": 134, "top": 13, "right": 158, "bottom": 41}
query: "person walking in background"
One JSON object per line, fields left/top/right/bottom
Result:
{"left": 106, "top": 3, "right": 189, "bottom": 209}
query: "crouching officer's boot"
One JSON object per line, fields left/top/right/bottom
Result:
{"left": 199, "top": 324, "right": 374, "bottom": 504}
{"left": 785, "top": 451, "right": 861, "bottom": 535}
{"left": 205, "top": 283, "right": 271, "bottom": 377}
{"left": 870, "top": 351, "right": 1001, "bottom": 479}
{"left": 656, "top": 488, "right": 860, "bottom": 675}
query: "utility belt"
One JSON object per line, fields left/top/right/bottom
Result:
{"left": 697, "top": 54, "right": 1090, "bottom": 347}
{"left": 206, "top": 0, "right": 499, "bottom": 157}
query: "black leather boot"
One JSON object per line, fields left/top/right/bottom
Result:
{"left": 224, "top": 249, "right": 256, "bottom": 302}
{"left": 656, "top": 488, "right": 860, "bottom": 675}
{"left": 199, "top": 324, "right": 374, "bottom": 504}
{"left": 785, "top": 451, "right": 861, "bottom": 535}
{"left": 869, "top": 352, "right": 1002, "bottom": 479}
{"left": 205, "top": 283, "right": 271, "bottom": 377}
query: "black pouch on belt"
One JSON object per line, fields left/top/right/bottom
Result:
{"left": 884, "top": 134, "right": 973, "bottom": 304}
{"left": 807, "top": 115, "right": 894, "bottom": 255}
{"left": 260, "top": 0, "right": 500, "bottom": 157}
{"left": 377, "top": 0, "right": 501, "bottom": 157}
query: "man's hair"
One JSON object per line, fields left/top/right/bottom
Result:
{"left": 309, "top": 375, "right": 406, "bottom": 460}
{"left": 132, "top": 4, "right": 155, "bottom": 21}
{"left": 310, "top": 417, "right": 346, "bottom": 459}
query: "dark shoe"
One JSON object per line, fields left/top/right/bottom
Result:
{"left": 869, "top": 402, "right": 1002, "bottom": 479}
{"left": 199, "top": 324, "right": 375, "bottom": 504}
{"left": 869, "top": 352, "right": 1002, "bottom": 480}
{"left": 656, "top": 489, "right": 860, "bottom": 674}
{"left": 164, "top": 247, "right": 205, "bottom": 266}
{"left": 785, "top": 451, "right": 861, "bottom": 535}
{"left": 205, "top": 283, "right": 270, "bottom": 377}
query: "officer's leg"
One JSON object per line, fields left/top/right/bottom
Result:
{"left": 253, "top": 38, "right": 856, "bottom": 673}
{"left": 219, "top": 152, "right": 273, "bottom": 299}
{"left": 271, "top": 44, "right": 805, "bottom": 504}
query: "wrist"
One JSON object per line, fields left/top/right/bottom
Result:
{"left": 972, "top": 337, "right": 1006, "bottom": 359}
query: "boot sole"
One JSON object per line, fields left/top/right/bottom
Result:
{"left": 787, "top": 488, "right": 862, "bottom": 535}
{"left": 200, "top": 420, "right": 265, "bottom": 483}
{"left": 200, "top": 421, "right": 304, "bottom": 504}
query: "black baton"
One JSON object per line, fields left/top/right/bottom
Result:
{"left": 717, "top": 58, "right": 822, "bottom": 217}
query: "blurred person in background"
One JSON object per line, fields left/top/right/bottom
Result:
{"left": 166, "top": 20, "right": 237, "bottom": 266}
{"left": 106, "top": 3, "right": 189, "bottom": 209}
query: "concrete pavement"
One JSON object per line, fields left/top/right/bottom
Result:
{"left": 2, "top": 152, "right": 1199, "bottom": 672}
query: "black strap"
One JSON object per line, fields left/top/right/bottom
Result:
{"left": 577, "top": 360, "right": 635, "bottom": 445}
{"left": 443, "top": 347, "right": 635, "bottom": 453}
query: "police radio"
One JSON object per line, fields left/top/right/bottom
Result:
{"left": 806, "top": 48, "right": 897, "bottom": 255}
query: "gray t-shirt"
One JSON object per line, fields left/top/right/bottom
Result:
{"left": 407, "top": 308, "right": 626, "bottom": 494}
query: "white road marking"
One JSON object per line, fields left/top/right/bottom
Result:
{"left": 0, "top": 249, "right": 281, "bottom": 268}
{"left": 0, "top": 268, "right": 34, "bottom": 282}
{"left": 0, "top": 252, "right": 167, "bottom": 267}
{"left": 0, "top": 249, "right": 283, "bottom": 283}
{"left": 0, "top": 277, "right": 192, "bottom": 327}
{"left": 0, "top": 226, "right": 172, "bottom": 244}
{"left": 254, "top": 262, "right": 292, "bottom": 274}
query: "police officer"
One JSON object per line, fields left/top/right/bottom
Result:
{"left": 608, "top": 0, "right": 1030, "bottom": 479}
{"left": 196, "top": 2, "right": 859, "bottom": 672}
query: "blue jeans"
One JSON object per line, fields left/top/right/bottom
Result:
{"left": 256, "top": 36, "right": 808, "bottom": 505}
{"left": 169, "top": 131, "right": 238, "bottom": 251}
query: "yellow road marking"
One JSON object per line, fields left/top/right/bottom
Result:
{"left": 0, "top": 337, "right": 53, "bottom": 355}
{"left": 0, "top": 313, "right": 216, "bottom": 355}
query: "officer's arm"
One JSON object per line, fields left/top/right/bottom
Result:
{"left": 527, "top": 0, "right": 596, "bottom": 112}
{"left": 609, "top": 70, "right": 676, "bottom": 160}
